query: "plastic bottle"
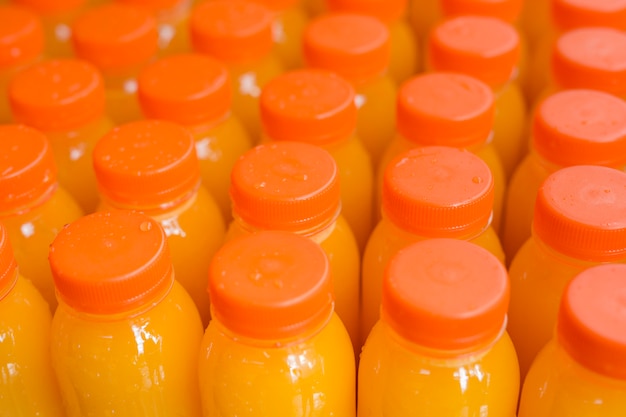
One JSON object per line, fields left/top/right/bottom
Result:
{"left": 327, "top": 0, "right": 418, "bottom": 85}
{"left": 519, "top": 0, "right": 550, "bottom": 51}
{"left": 137, "top": 53, "right": 253, "bottom": 221}
{"left": 0, "top": 5, "right": 44, "bottom": 123}
{"left": 0, "top": 124, "right": 83, "bottom": 310}
{"left": 507, "top": 165, "right": 626, "bottom": 382}
{"left": 93, "top": 120, "right": 225, "bottom": 327}
{"left": 427, "top": 16, "right": 527, "bottom": 180}
{"left": 0, "top": 222, "right": 64, "bottom": 416}
{"left": 71, "top": 3, "right": 159, "bottom": 125}
{"left": 519, "top": 264, "right": 626, "bottom": 417}
{"left": 503, "top": 90, "right": 626, "bottom": 262}
{"left": 12, "top": 0, "right": 86, "bottom": 58}
{"left": 227, "top": 141, "right": 360, "bottom": 353}
{"left": 199, "top": 231, "right": 355, "bottom": 417}
{"left": 303, "top": 12, "right": 396, "bottom": 169}
{"left": 359, "top": 238, "right": 519, "bottom": 417}
{"left": 362, "top": 146, "right": 505, "bottom": 345}
{"left": 189, "top": 0, "right": 283, "bottom": 142}
{"left": 439, "top": 0, "right": 523, "bottom": 23}
{"left": 260, "top": 69, "right": 373, "bottom": 251}
{"left": 249, "top": 0, "right": 308, "bottom": 70}
{"left": 8, "top": 59, "right": 114, "bottom": 213}
{"left": 49, "top": 210, "right": 203, "bottom": 416}
{"left": 378, "top": 72, "right": 505, "bottom": 232}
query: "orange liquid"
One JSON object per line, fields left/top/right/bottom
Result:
{"left": 519, "top": 0, "right": 550, "bottom": 50}
{"left": 408, "top": 0, "right": 440, "bottom": 44}
{"left": 361, "top": 216, "right": 505, "bottom": 345}
{"left": 41, "top": 11, "right": 83, "bottom": 58}
{"left": 199, "top": 313, "right": 356, "bottom": 417}
{"left": 271, "top": 6, "right": 308, "bottom": 70}
{"left": 51, "top": 280, "right": 204, "bottom": 416}
{"left": 388, "top": 18, "right": 419, "bottom": 84}
{"left": 1, "top": 187, "right": 83, "bottom": 311}
{"left": 155, "top": 3, "right": 190, "bottom": 56}
{"left": 492, "top": 80, "right": 527, "bottom": 180}
{"left": 102, "top": 72, "right": 144, "bottom": 125}
{"left": 520, "top": 341, "right": 626, "bottom": 417}
{"left": 0, "top": 275, "right": 64, "bottom": 416}
{"left": 358, "top": 321, "right": 519, "bottom": 417}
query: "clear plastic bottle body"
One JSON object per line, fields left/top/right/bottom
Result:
{"left": 269, "top": 4, "right": 308, "bottom": 70}
{"left": 387, "top": 17, "right": 419, "bottom": 85}
{"left": 492, "top": 79, "right": 527, "bottom": 179}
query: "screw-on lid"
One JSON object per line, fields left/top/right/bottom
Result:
{"left": 0, "top": 125, "right": 57, "bottom": 213}
{"left": 303, "top": 13, "right": 390, "bottom": 83}
{"left": 552, "top": 0, "right": 626, "bottom": 32}
{"left": 138, "top": 53, "right": 231, "bottom": 126}
{"left": 558, "top": 264, "right": 626, "bottom": 379}
{"left": 248, "top": 0, "right": 298, "bottom": 12}
{"left": 13, "top": 0, "right": 85, "bottom": 15}
{"left": 231, "top": 142, "right": 340, "bottom": 232}
{"left": 72, "top": 3, "right": 158, "bottom": 72}
{"left": 0, "top": 5, "right": 44, "bottom": 69}
{"left": 382, "top": 238, "right": 509, "bottom": 351}
{"left": 533, "top": 90, "right": 626, "bottom": 168}
{"left": 397, "top": 73, "right": 494, "bottom": 147}
{"left": 9, "top": 59, "right": 105, "bottom": 132}
{"left": 190, "top": 0, "right": 274, "bottom": 64}
{"left": 93, "top": 120, "right": 201, "bottom": 209}
{"left": 326, "top": 0, "right": 408, "bottom": 24}
{"left": 533, "top": 165, "right": 626, "bottom": 262}
{"left": 49, "top": 211, "right": 174, "bottom": 314}
{"left": 440, "top": 0, "right": 523, "bottom": 23}
{"left": 428, "top": 16, "right": 521, "bottom": 88}
{"left": 209, "top": 231, "right": 334, "bottom": 340}
{"left": 116, "top": 0, "right": 182, "bottom": 13}
{"left": 260, "top": 69, "right": 357, "bottom": 145}
{"left": 0, "top": 223, "right": 19, "bottom": 296}
{"left": 552, "top": 28, "right": 626, "bottom": 97}
{"left": 383, "top": 146, "right": 494, "bottom": 237}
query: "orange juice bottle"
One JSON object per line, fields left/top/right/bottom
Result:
{"left": 519, "top": 264, "right": 626, "bottom": 417}
{"left": 378, "top": 72, "right": 505, "bottom": 232}
{"left": 8, "top": 59, "right": 114, "bottom": 213}
{"left": 303, "top": 12, "right": 396, "bottom": 169}
{"left": 12, "top": 0, "right": 86, "bottom": 58}
{"left": 427, "top": 16, "right": 527, "bottom": 180}
{"left": 359, "top": 238, "right": 519, "bottom": 417}
{"left": 260, "top": 69, "right": 373, "bottom": 251}
{"left": 189, "top": 0, "right": 283, "bottom": 142}
{"left": 507, "top": 165, "right": 626, "bottom": 382}
{"left": 49, "top": 210, "right": 203, "bottom": 416}
{"left": 71, "top": 3, "right": 159, "bottom": 125}
{"left": 519, "top": 0, "right": 550, "bottom": 50}
{"left": 137, "top": 53, "right": 253, "bottom": 221}
{"left": 0, "top": 124, "right": 83, "bottom": 310}
{"left": 362, "top": 146, "right": 505, "bottom": 345}
{"left": 303, "top": 0, "right": 325, "bottom": 16}
{"left": 199, "top": 231, "right": 355, "bottom": 417}
{"left": 227, "top": 141, "right": 360, "bottom": 352}
{"left": 328, "top": 0, "right": 418, "bottom": 85}
{"left": 440, "top": 0, "right": 523, "bottom": 23}
{"left": 0, "top": 5, "right": 44, "bottom": 123}
{"left": 116, "top": 0, "right": 191, "bottom": 55}
{"left": 0, "top": 222, "right": 64, "bottom": 416}
{"left": 93, "top": 120, "right": 225, "bottom": 327}
{"left": 503, "top": 90, "right": 626, "bottom": 262}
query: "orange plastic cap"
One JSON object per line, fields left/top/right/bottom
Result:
{"left": 552, "top": 28, "right": 626, "bottom": 97}
{"left": 397, "top": 73, "right": 494, "bottom": 147}
{"left": 558, "top": 264, "right": 626, "bottom": 379}
{"left": 138, "top": 53, "right": 231, "bottom": 126}
{"left": 94, "top": 120, "right": 201, "bottom": 209}
{"left": 533, "top": 90, "right": 626, "bottom": 167}
{"left": 231, "top": 142, "right": 340, "bottom": 233}
{"left": 303, "top": 13, "right": 390, "bottom": 83}
{"left": 533, "top": 165, "right": 626, "bottom": 262}
{"left": 382, "top": 146, "right": 494, "bottom": 237}
{"left": 0, "top": 224, "right": 18, "bottom": 297}
{"left": 72, "top": 3, "right": 158, "bottom": 72}
{"left": 116, "top": 0, "right": 183, "bottom": 14}
{"left": 248, "top": 0, "right": 301, "bottom": 12}
{"left": 326, "top": 0, "right": 408, "bottom": 24}
{"left": 190, "top": 0, "right": 274, "bottom": 64}
{"left": 0, "top": 125, "right": 57, "bottom": 213}
{"left": 552, "top": 0, "right": 626, "bottom": 32}
{"left": 49, "top": 211, "right": 173, "bottom": 314}
{"left": 209, "top": 231, "right": 333, "bottom": 340}
{"left": 260, "top": 69, "right": 357, "bottom": 145}
{"left": 0, "top": 6, "right": 44, "bottom": 69}
{"left": 9, "top": 59, "right": 105, "bottom": 132}
{"left": 13, "top": 0, "right": 85, "bottom": 15}
{"left": 382, "top": 238, "right": 509, "bottom": 351}
{"left": 440, "top": 0, "right": 523, "bottom": 23}
{"left": 428, "top": 16, "right": 521, "bottom": 87}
